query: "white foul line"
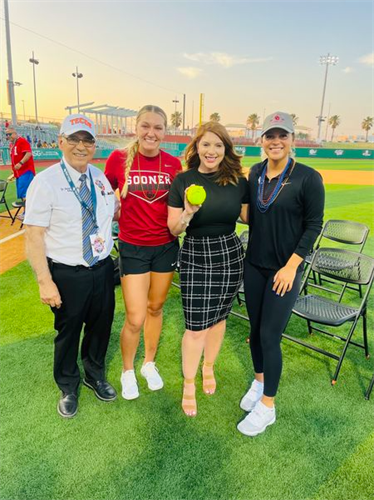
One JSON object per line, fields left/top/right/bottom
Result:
{"left": 0, "top": 229, "right": 25, "bottom": 244}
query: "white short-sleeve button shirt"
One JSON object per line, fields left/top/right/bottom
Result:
{"left": 24, "top": 158, "right": 117, "bottom": 266}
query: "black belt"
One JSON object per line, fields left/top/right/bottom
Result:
{"left": 47, "top": 256, "right": 110, "bottom": 272}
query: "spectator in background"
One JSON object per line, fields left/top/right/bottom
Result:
{"left": 37, "top": 140, "right": 42, "bottom": 148}
{"left": 5, "top": 119, "right": 10, "bottom": 129}
{"left": 26, "top": 134, "right": 32, "bottom": 145}
{"left": 6, "top": 127, "right": 36, "bottom": 220}
{"left": 42, "top": 141, "right": 48, "bottom": 148}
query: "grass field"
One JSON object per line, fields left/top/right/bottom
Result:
{"left": 0, "top": 158, "right": 374, "bottom": 500}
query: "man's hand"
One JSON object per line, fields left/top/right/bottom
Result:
{"left": 38, "top": 277, "right": 62, "bottom": 308}
{"left": 14, "top": 163, "right": 22, "bottom": 170}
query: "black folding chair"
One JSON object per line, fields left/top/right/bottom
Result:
{"left": 111, "top": 222, "right": 120, "bottom": 286}
{"left": 305, "top": 219, "right": 369, "bottom": 298}
{"left": 0, "top": 180, "right": 15, "bottom": 222}
{"left": 236, "top": 229, "right": 249, "bottom": 307}
{"left": 11, "top": 200, "right": 25, "bottom": 229}
{"left": 286, "top": 247, "right": 374, "bottom": 385}
{"left": 365, "top": 373, "right": 374, "bottom": 400}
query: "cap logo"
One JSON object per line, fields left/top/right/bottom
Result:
{"left": 70, "top": 117, "right": 92, "bottom": 128}
{"left": 270, "top": 114, "right": 284, "bottom": 124}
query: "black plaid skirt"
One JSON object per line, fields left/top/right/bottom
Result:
{"left": 179, "top": 232, "right": 244, "bottom": 331}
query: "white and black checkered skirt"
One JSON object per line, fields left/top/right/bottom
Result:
{"left": 179, "top": 232, "right": 244, "bottom": 331}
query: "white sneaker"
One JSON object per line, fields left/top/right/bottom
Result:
{"left": 121, "top": 370, "right": 139, "bottom": 400}
{"left": 237, "top": 400, "right": 276, "bottom": 437}
{"left": 240, "top": 379, "right": 264, "bottom": 412}
{"left": 140, "top": 362, "right": 164, "bottom": 391}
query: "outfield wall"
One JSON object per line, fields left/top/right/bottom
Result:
{"left": 0, "top": 145, "right": 373, "bottom": 165}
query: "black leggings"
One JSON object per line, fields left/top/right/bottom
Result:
{"left": 244, "top": 261, "right": 302, "bottom": 397}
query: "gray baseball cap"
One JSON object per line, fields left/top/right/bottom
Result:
{"left": 262, "top": 111, "right": 294, "bottom": 136}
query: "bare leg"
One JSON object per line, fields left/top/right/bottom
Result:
{"left": 202, "top": 320, "right": 226, "bottom": 394}
{"left": 120, "top": 273, "right": 150, "bottom": 371}
{"left": 143, "top": 271, "right": 174, "bottom": 364}
{"left": 182, "top": 328, "right": 209, "bottom": 416}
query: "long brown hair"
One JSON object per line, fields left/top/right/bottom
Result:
{"left": 184, "top": 121, "right": 243, "bottom": 186}
{"left": 121, "top": 105, "right": 167, "bottom": 198}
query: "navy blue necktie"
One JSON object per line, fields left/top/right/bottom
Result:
{"left": 79, "top": 174, "right": 99, "bottom": 266}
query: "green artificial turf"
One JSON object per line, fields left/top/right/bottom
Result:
{"left": 0, "top": 259, "right": 373, "bottom": 500}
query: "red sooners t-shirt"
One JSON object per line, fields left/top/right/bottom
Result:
{"left": 10, "top": 137, "right": 36, "bottom": 178}
{"left": 105, "top": 149, "right": 182, "bottom": 246}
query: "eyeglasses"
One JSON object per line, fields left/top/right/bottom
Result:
{"left": 63, "top": 135, "right": 96, "bottom": 147}
{"left": 5, "top": 133, "right": 12, "bottom": 137}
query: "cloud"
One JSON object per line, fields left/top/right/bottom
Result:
{"left": 342, "top": 66, "right": 354, "bottom": 73}
{"left": 177, "top": 67, "right": 202, "bottom": 79}
{"left": 359, "top": 52, "right": 374, "bottom": 66}
{"left": 183, "top": 52, "right": 271, "bottom": 68}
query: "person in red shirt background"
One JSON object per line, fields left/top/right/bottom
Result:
{"left": 105, "top": 105, "right": 182, "bottom": 401}
{"left": 6, "top": 128, "right": 36, "bottom": 218}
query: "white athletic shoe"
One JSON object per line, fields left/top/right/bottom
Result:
{"left": 240, "top": 379, "right": 264, "bottom": 412}
{"left": 237, "top": 400, "right": 276, "bottom": 437}
{"left": 140, "top": 362, "right": 164, "bottom": 391}
{"left": 121, "top": 370, "right": 139, "bottom": 400}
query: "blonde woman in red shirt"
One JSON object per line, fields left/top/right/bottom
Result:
{"left": 105, "top": 105, "right": 182, "bottom": 400}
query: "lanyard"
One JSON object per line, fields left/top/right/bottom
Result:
{"left": 60, "top": 160, "right": 98, "bottom": 226}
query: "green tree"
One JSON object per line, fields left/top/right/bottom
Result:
{"left": 362, "top": 116, "right": 373, "bottom": 142}
{"left": 171, "top": 111, "right": 182, "bottom": 131}
{"left": 246, "top": 113, "right": 260, "bottom": 140}
{"left": 329, "top": 115, "right": 341, "bottom": 141}
{"left": 290, "top": 114, "right": 299, "bottom": 126}
{"left": 209, "top": 112, "right": 221, "bottom": 122}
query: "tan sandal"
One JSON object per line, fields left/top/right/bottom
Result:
{"left": 202, "top": 361, "right": 216, "bottom": 395}
{"left": 182, "top": 378, "right": 197, "bottom": 417}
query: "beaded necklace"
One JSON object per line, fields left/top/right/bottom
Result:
{"left": 256, "top": 158, "right": 295, "bottom": 213}
{"left": 137, "top": 152, "right": 162, "bottom": 201}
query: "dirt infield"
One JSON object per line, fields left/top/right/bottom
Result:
{"left": 241, "top": 168, "right": 374, "bottom": 186}
{"left": 319, "top": 170, "right": 374, "bottom": 185}
{"left": 0, "top": 169, "right": 373, "bottom": 276}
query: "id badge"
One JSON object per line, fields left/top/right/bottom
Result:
{"left": 90, "top": 233, "right": 106, "bottom": 256}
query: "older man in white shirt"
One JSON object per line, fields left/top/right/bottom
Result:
{"left": 25, "top": 114, "right": 119, "bottom": 418}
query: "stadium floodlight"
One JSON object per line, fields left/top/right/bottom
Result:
{"left": 316, "top": 53, "right": 338, "bottom": 142}
{"left": 172, "top": 97, "right": 179, "bottom": 135}
{"left": 29, "top": 52, "right": 39, "bottom": 125}
{"left": 72, "top": 67, "right": 83, "bottom": 113}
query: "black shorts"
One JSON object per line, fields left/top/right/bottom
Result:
{"left": 119, "top": 239, "right": 179, "bottom": 276}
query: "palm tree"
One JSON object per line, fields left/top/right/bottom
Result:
{"left": 170, "top": 111, "right": 182, "bottom": 132}
{"left": 290, "top": 114, "right": 299, "bottom": 126}
{"left": 209, "top": 112, "right": 221, "bottom": 122}
{"left": 362, "top": 117, "right": 373, "bottom": 142}
{"left": 246, "top": 113, "right": 260, "bottom": 140}
{"left": 329, "top": 115, "right": 340, "bottom": 141}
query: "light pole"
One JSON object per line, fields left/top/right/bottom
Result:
{"left": 172, "top": 97, "right": 179, "bottom": 135}
{"left": 316, "top": 53, "right": 338, "bottom": 142}
{"left": 4, "top": 0, "right": 17, "bottom": 125}
{"left": 29, "top": 51, "right": 39, "bottom": 124}
{"left": 72, "top": 67, "right": 83, "bottom": 112}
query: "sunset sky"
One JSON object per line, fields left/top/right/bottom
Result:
{"left": 1, "top": 0, "right": 373, "bottom": 137}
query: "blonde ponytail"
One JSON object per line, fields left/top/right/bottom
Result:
{"left": 121, "top": 139, "right": 139, "bottom": 198}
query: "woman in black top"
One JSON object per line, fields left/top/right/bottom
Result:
{"left": 168, "top": 122, "right": 249, "bottom": 417}
{"left": 237, "top": 111, "right": 324, "bottom": 437}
